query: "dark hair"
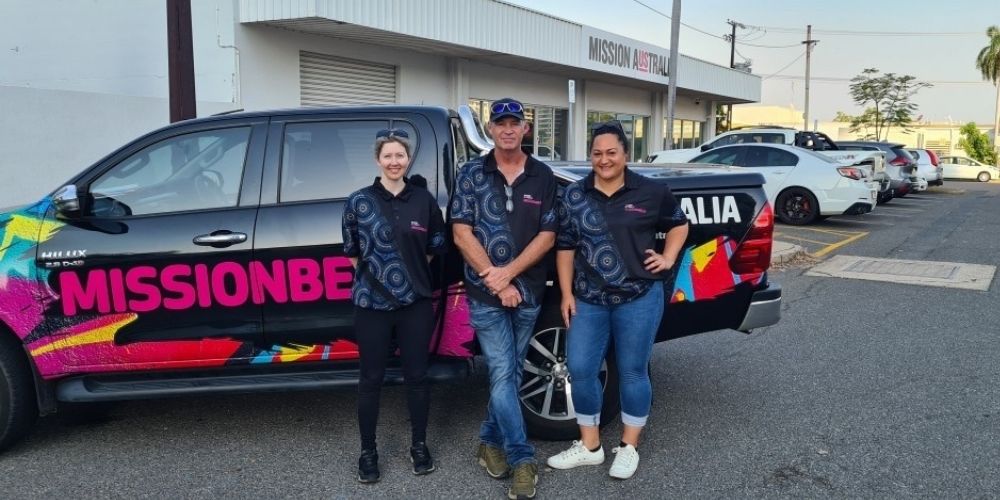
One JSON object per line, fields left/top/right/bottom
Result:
{"left": 374, "top": 136, "right": 412, "bottom": 158}
{"left": 589, "top": 122, "right": 630, "bottom": 155}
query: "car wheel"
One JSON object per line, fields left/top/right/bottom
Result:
{"left": 0, "top": 334, "right": 37, "bottom": 452}
{"left": 977, "top": 172, "right": 991, "bottom": 183}
{"left": 520, "top": 313, "right": 620, "bottom": 441}
{"left": 775, "top": 188, "right": 820, "bottom": 225}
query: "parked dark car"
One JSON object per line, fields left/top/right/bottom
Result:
{"left": 0, "top": 105, "right": 782, "bottom": 450}
{"left": 836, "top": 141, "right": 920, "bottom": 202}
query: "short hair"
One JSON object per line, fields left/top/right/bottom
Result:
{"left": 374, "top": 136, "right": 412, "bottom": 158}
{"left": 589, "top": 123, "right": 630, "bottom": 155}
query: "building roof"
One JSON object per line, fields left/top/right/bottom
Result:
{"left": 239, "top": 0, "right": 760, "bottom": 103}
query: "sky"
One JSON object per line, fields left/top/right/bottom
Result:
{"left": 504, "top": 0, "right": 999, "bottom": 124}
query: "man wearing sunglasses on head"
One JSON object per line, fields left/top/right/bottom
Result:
{"left": 450, "top": 98, "right": 558, "bottom": 499}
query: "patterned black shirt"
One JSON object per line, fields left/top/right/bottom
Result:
{"left": 342, "top": 179, "right": 447, "bottom": 311}
{"left": 450, "top": 151, "right": 558, "bottom": 308}
{"left": 557, "top": 169, "right": 688, "bottom": 306}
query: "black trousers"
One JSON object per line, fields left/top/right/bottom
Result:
{"left": 355, "top": 299, "right": 434, "bottom": 451}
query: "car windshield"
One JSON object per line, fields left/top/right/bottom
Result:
{"left": 800, "top": 149, "right": 839, "bottom": 164}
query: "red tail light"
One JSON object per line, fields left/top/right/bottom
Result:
{"left": 890, "top": 156, "right": 908, "bottom": 166}
{"left": 927, "top": 150, "right": 939, "bottom": 166}
{"left": 836, "top": 166, "right": 864, "bottom": 180}
{"left": 731, "top": 202, "right": 773, "bottom": 275}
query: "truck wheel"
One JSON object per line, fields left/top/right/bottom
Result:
{"left": 776, "top": 188, "right": 819, "bottom": 225}
{"left": 0, "top": 334, "right": 37, "bottom": 452}
{"left": 520, "top": 313, "right": 620, "bottom": 441}
{"left": 977, "top": 172, "right": 991, "bottom": 183}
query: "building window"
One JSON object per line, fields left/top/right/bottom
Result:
{"left": 469, "top": 98, "right": 567, "bottom": 161}
{"left": 664, "top": 119, "right": 705, "bottom": 150}
{"left": 587, "top": 111, "right": 649, "bottom": 163}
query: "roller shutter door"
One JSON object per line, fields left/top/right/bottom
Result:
{"left": 299, "top": 51, "right": 396, "bottom": 106}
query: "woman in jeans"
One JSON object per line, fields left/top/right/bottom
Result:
{"left": 341, "top": 129, "right": 447, "bottom": 483}
{"left": 546, "top": 121, "right": 689, "bottom": 479}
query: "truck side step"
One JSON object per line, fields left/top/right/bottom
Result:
{"left": 55, "top": 359, "right": 471, "bottom": 403}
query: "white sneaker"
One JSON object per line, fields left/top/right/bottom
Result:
{"left": 609, "top": 444, "right": 639, "bottom": 479}
{"left": 546, "top": 440, "right": 605, "bottom": 470}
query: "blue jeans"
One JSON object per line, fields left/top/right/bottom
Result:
{"left": 567, "top": 283, "right": 664, "bottom": 428}
{"left": 468, "top": 298, "right": 541, "bottom": 466}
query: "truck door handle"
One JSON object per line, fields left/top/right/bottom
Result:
{"left": 193, "top": 231, "right": 247, "bottom": 247}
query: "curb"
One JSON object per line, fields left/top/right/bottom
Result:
{"left": 771, "top": 240, "right": 806, "bottom": 265}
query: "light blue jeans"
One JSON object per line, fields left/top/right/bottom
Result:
{"left": 567, "top": 283, "right": 664, "bottom": 427}
{"left": 468, "top": 298, "right": 541, "bottom": 466}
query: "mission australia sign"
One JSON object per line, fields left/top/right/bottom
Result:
{"left": 581, "top": 26, "right": 670, "bottom": 85}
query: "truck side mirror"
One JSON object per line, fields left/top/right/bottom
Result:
{"left": 53, "top": 184, "right": 81, "bottom": 215}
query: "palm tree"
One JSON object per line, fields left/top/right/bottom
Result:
{"left": 976, "top": 25, "right": 1000, "bottom": 161}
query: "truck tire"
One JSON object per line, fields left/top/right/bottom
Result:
{"left": 0, "top": 334, "right": 37, "bottom": 452}
{"left": 520, "top": 310, "right": 620, "bottom": 441}
{"left": 776, "top": 187, "right": 819, "bottom": 225}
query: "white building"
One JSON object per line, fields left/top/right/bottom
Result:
{"left": 0, "top": 0, "right": 760, "bottom": 206}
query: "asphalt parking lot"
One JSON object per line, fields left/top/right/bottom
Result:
{"left": 775, "top": 185, "right": 968, "bottom": 257}
{"left": 1, "top": 184, "right": 998, "bottom": 499}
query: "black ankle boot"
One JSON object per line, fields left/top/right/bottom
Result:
{"left": 358, "top": 449, "right": 380, "bottom": 483}
{"left": 410, "top": 442, "right": 436, "bottom": 475}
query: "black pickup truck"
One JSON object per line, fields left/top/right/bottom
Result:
{"left": 0, "top": 105, "right": 781, "bottom": 449}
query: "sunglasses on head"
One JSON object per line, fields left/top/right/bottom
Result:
{"left": 376, "top": 128, "right": 409, "bottom": 139}
{"left": 491, "top": 101, "right": 523, "bottom": 114}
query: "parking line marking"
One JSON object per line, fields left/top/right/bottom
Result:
{"left": 796, "top": 227, "right": 864, "bottom": 237}
{"left": 774, "top": 225, "right": 862, "bottom": 237}
{"left": 810, "top": 231, "right": 870, "bottom": 258}
{"left": 830, "top": 219, "right": 894, "bottom": 226}
{"left": 782, "top": 235, "right": 841, "bottom": 245}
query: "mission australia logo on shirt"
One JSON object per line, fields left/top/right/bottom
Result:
{"left": 522, "top": 194, "right": 542, "bottom": 206}
{"left": 623, "top": 203, "right": 647, "bottom": 215}
{"left": 410, "top": 221, "right": 427, "bottom": 232}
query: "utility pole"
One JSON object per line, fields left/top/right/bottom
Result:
{"left": 725, "top": 19, "right": 744, "bottom": 131}
{"left": 167, "top": 0, "right": 196, "bottom": 122}
{"left": 802, "top": 25, "right": 818, "bottom": 131}
{"left": 664, "top": 0, "right": 681, "bottom": 150}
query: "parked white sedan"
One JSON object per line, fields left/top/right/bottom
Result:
{"left": 688, "top": 144, "right": 879, "bottom": 225}
{"left": 939, "top": 156, "right": 1000, "bottom": 182}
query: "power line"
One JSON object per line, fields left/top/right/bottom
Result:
{"left": 745, "top": 24, "right": 979, "bottom": 36}
{"left": 737, "top": 40, "right": 802, "bottom": 49}
{"left": 630, "top": 0, "right": 729, "bottom": 42}
{"left": 761, "top": 52, "right": 807, "bottom": 79}
{"left": 766, "top": 75, "right": 993, "bottom": 85}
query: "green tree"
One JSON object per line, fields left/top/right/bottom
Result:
{"left": 834, "top": 109, "right": 879, "bottom": 140}
{"left": 959, "top": 122, "right": 999, "bottom": 166}
{"left": 975, "top": 25, "right": 1000, "bottom": 159}
{"left": 848, "top": 68, "right": 932, "bottom": 141}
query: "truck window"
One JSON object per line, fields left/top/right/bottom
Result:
{"left": 744, "top": 133, "right": 785, "bottom": 144}
{"left": 279, "top": 120, "right": 417, "bottom": 202}
{"left": 88, "top": 127, "right": 251, "bottom": 217}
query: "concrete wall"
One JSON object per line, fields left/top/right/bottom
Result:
{"left": 236, "top": 23, "right": 450, "bottom": 110}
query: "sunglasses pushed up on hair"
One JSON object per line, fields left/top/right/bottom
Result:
{"left": 375, "top": 128, "right": 410, "bottom": 139}
{"left": 490, "top": 101, "right": 524, "bottom": 114}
